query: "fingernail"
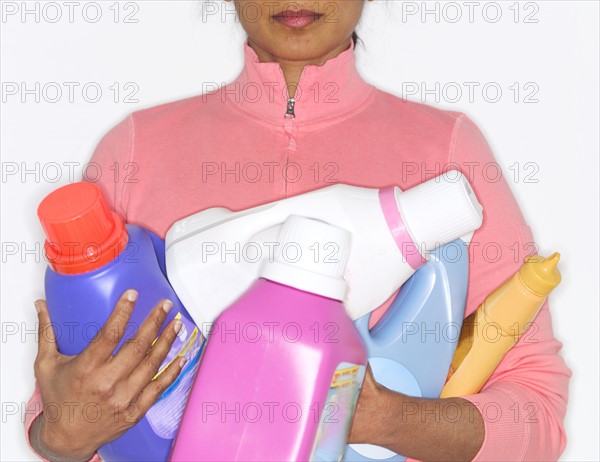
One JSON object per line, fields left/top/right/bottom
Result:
{"left": 179, "top": 357, "right": 187, "bottom": 368}
{"left": 162, "top": 300, "right": 173, "bottom": 313}
{"left": 174, "top": 320, "right": 183, "bottom": 334}
{"left": 34, "top": 301, "right": 41, "bottom": 313}
{"left": 127, "top": 290, "right": 138, "bottom": 302}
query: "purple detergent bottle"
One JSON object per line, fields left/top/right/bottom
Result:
{"left": 37, "top": 182, "right": 205, "bottom": 461}
{"left": 170, "top": 215, "right": 368, "bottom": 461}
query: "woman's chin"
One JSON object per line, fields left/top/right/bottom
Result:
{"left": 253, "top": 31, "right": 349, "bottom": 63}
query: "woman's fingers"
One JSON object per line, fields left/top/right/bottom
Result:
{"left": 127, "top": 318, "right": 182, "bottom": 394}
{"left": 111, "top": 299, "right": 173, "bottom": 375}
{"left": 79, "top": 290, "right": 138, "bottom": 366}
{"left": 34, "top": 299, "right": 58, "bottom": 359}
{"left": 128, "top": 355, "right": 187, "bottom": 422}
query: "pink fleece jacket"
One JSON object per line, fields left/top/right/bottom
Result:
{"left": 25, "top": 40, "right": 570, "bottom": 461}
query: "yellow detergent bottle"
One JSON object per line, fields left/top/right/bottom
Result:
{"left": 441, "top": 252, "right": 561, "bottom": 398}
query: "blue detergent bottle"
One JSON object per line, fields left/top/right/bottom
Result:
{"left": 344, "top": 239, "right": 470, "bottom": 461}
{"left": 37, "top": 182, "right": 205, "bottom": 462}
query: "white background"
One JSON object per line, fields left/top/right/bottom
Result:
{"left": 1, "top": 1, "right": 598, "bottom": 460}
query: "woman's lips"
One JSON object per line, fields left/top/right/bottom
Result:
{"left": 272, "top": 9, "right": 323, "bottom": 29}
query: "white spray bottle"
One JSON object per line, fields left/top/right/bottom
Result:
{"left": 165, "top": 171, "right": 483, "bottom": 328}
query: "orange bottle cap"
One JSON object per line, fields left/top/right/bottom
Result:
{"left": 37, "top": 182, "right": 128, "bottom": 274}
{"left": 519, "top": 252, "right": 562, "bottom": 296}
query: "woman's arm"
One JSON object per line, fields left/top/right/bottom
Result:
{"left": 25, "top": 384, "right": 101, "bottom": 462}
{"left": 26, "top": 294, "right": 185, "bottom": 460}
{"left": 25, "top": 116, "right": 165, "bottom": 461}
{"left": 448, "top": 114, "right": 571, "bottom": 461}
{"left": 350, "top": 113, "right": 570, "bottom": 461}
{"left": 350, "top": 305, "right": 568, "bottom": 462}
{"left": 350, "top": 367, "right": 485, "bottom": 461}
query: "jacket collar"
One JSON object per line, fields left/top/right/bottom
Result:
{"left": 225, "top": 39, "right": 376, "bottom": 127}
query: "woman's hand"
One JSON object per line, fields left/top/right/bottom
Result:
{"left": 348, "top": 364, "right": 484, "bottom": 462}
{"left": 349, "top": 364, "right": 394, "bottom": 445}
{"left": 30, "top": 290, "right": 186, "bottom": 461}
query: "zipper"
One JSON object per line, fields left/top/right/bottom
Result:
{"left": 285, "top": 98, "right": 296, "bottom": 119}
{"left": 283, "top": 97, "right": 297, "bottom": 197}
{"left": 281, "top": 66, "right": 306, "bottom": 197}
{"left": 283, "top": 97, "right": 296, "bottom": 146}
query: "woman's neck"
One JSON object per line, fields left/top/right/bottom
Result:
{"left": 247, "top": 38, "right": 352, "bottom": 99}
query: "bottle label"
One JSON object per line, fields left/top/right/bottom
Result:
{"left": 145, "top": 311, "right": 205, "bottom": 439}
{"left": 310, "top": 362, "right": 366, "bottom": 461}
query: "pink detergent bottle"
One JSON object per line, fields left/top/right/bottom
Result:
{"left": 171, "top": 216, "right": 368, "bottom": 461}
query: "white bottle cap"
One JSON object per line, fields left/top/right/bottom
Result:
{"left": 259, "top": 215, "right": 351, "bottom": 301}
{"left": 396, "top": 171, "right": 483, "bottom": 252}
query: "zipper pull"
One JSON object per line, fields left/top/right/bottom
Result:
{"left": 285, "top": 98, "right": 296, "bottom": 119}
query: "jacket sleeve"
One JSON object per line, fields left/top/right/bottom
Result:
{"left": 449, "top": 114, "right": 571, "bottom": 460}
{"left": 24, "top": 116, "right": 134, "bottom": 461}
{"left": 82, "top": 114, "right": 135, "bottom": 220}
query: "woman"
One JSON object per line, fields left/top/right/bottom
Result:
{"left": 26, "top": 1, "right": 570, "bottom": 460}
